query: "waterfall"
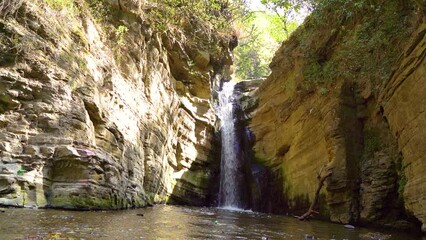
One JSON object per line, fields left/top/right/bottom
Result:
{"left": 217, "top": 81, "right": 244, "bottom": 209}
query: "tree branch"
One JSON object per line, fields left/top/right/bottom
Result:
{"left": 296, "top": 166, "right": 333, "bottom": 221}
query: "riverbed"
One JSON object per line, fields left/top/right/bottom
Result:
{"left": 0, "top": 205, "right": 422, "bottom": 239}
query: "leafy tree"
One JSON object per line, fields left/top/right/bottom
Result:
{"left": 234, "top": 12, "right": 297, "bottom": 80}
{"left": 260, "top": 0, "right": 313, "bottom": 37}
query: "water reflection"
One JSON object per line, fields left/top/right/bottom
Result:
{"left": 0, "top": 205, "right": 422, "bottom": 239}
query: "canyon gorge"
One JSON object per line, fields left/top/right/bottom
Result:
{"left": 0, "top": 0, "right": 426, "bottom": 235}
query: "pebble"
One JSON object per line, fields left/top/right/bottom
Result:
{"left": 344, "top": 224, "right": 355, "bottom": 229}
{"left": 304, "top": 234, "right": 316, "bottom": 239}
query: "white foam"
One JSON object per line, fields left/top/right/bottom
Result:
{"left": 218, "top": 206, "right": 254, "bottom": 213}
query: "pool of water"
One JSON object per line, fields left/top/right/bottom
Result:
{"left": 0, "top": 205, "right": 423, "bottom": 239}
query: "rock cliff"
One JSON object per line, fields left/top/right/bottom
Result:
{"left": 0, "top": 0, "right": 232, "bottom": 209}
{"left": 247, "top": 0, "right": 426, "bottom": 232}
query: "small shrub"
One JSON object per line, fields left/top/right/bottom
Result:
{"left": 303, "top": 61, "right": 322, "bottom": 83}
{"left": 111, "top": 25, "right": 129, "bottom": 62}
{"left": 115, "top": 25, "right": 128, "bottom": 46}
{"left": 318, "top": 86, "right": 329, "bottom": 95}
{"left": 398, "top": 171, "right": 407, "bottom": 196}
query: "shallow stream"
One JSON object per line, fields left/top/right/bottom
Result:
{"left": 0, "top": 205, "right": 422, "bottom": 239}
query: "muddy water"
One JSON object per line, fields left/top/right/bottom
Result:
{"left": 0, "top": 205, "right": 422, "bottom": 239}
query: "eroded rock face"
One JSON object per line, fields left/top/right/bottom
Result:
{"left": 246, "top": 2, "right": 426, "bottom": 231}
{"left": 0, "top": 0, "right": 231, "bottom": 209}
{"left": 380, "top": 21, "right": 426, "bottom": 231}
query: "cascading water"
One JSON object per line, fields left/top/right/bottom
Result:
{"left": 217, "top": 81, "right": 244, "bottom": 209}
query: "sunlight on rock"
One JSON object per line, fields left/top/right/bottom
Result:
{"left": 0, "top": 0, "right": 425, "bottom": 237}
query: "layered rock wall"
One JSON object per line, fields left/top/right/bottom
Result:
{"left": 379, "top": 19, "right": 426, "bottom": 231}
{"left": 0, "top": 0, "right": 231, "bottom": 209}
{"left": 247, "top": 0, "right": 426, "bottom": 231}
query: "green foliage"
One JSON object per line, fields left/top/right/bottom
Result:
{"left": 150, "top": 0, "right": 249, "bottom": 34}
{"left": 302, "top": 60, "right": 322, "bottom": 87}
{"left": 111, "top": 25, "right": 129, "bottom": 62}
{"left": 266, "top": 13, "right": 298, "bottom": 42}
{"left": 85, "top": 0, "right": 110, "bottom": 22}
{"left": 302, "top": 55, "right": 337, "bottom": 91}
{"left": 318, "top": 86, "right": 328, "bottom": 95}
{"left": 299, "top": 0, "right": 412, "bottom": 94}
{"left": 115, "top": 25, "right": 128, "bottom": 46}
{"left": 398, "top": 167, "right": 408, "bottom": 197}
{"left": 398, "top": 172, "right": 408, "bottom": 198}
{"left": 234, "top": 12, "right": 297, "bottom": 80}
{"left": 310, "top": 0, "right": 381, "bottom": 24}
{"left": 45, "top": 0, "right": 79, "bottom": 15}
{"left": 395, "top": 154, "right": 408, "bottom": 197}
{"left": 261, "top": 0, "right": 313, "bottom": 37}
{"left": 233, "top": 0, "right": 309, "bottom": 81}
{"left": 76, "top": 57, "right": 86, "bottom": 69}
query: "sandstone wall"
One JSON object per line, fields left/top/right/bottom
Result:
{"left": 380, "top": 20, "right": 426, "bottom": 231}
{"left": 248, "top": 1, "right": 426, "bottom": 231}
{"left": 0, "top": 0, "right": 230, "bottom": 209}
